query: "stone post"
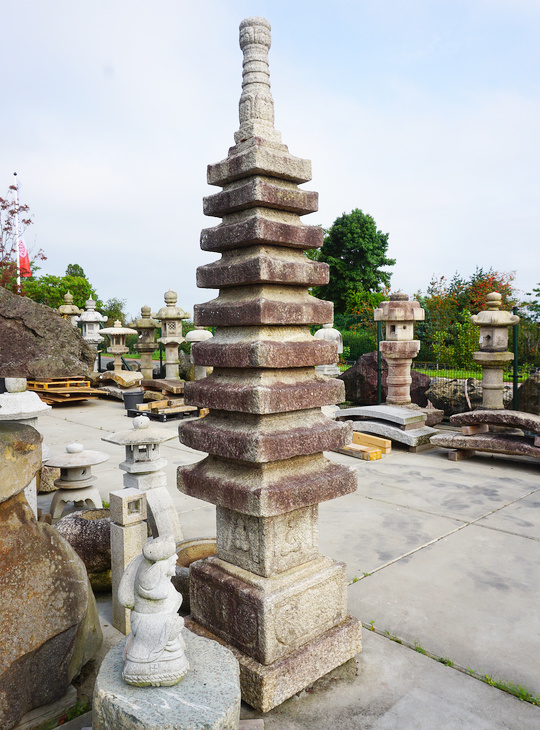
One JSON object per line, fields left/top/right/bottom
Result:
{"left": 185, "top": 326, "right": 213, "bottom": 380}
{"left": 57, "top": 291, "right": 82, "bottom": 326}
{"left": 314, "top": 322, "right": 343, "bottom": 377}
{"left": 102, "top": 415, "right": 183, "bottom": 543}
{"left": 177, "top": 17, "right": 361, "bottom": 713}
{"left": 156, "top": 290, "right": 189, "bottom": 380}
{"left": 100, "top": 320, "right": 138, "bottom": 373}
{"left": 471, "top": 292, "right": 519, "bottom": 410}
{"left": 110, "top": 487, "right": 148, "bottom": 634}
{"left": 133, "top": 305, "right": 159, "bottom": 380}
{"left": 374, "top": 293, "right": 425, "bottom": 405}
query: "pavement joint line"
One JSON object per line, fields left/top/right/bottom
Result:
{"left": 361, "top": 623, "right": 540, "bottom": 707}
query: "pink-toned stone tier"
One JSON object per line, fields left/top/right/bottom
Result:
{"left": 177, "top": 16, "right": 360, "bottom": 712}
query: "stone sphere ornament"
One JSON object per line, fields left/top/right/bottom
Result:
{"left": 118, "top": 534, "right": 189, "bottom": 687}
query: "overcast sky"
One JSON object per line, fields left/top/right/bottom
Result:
{"left": 2, "top": 0, "right": 539, "bottom": 320}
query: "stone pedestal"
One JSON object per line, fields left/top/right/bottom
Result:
{"left": 471, "top": 292, "right": 519, "bottom": 410}
{"left": 134, "top": 305, "right": 159, "bottom": 380}
{"left": 177, "top": 17, "right": 361, "bottom": 713}
{"left": 93, "top": 631, "right": 241, "bottom": 729}
{"left": 374, "top": 293, "right": 424, "bottom": 406}
{"left": 156, "top": 290, "right": 189, "bottom": 380}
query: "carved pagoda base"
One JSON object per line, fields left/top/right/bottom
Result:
{"left": 185, "top": 615, "right": 362, "bottom": 713}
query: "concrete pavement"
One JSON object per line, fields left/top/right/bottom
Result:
{"left": 37, "top": 398, "right": 540, "bottom": 728}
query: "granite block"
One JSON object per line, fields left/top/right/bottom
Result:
{"left": 203, "top": 177, "right": 318, "bottom": 217}
{"left": 200, "top": 214, "right": 323, "bottom": 253}
{"left": 338, "top": 404, "right": 426, "bottom": 426}
{"left": 450, "top": 409, "right": 540, "bottom": 434}
{"left": 207, "top": 140, "right": 312, "bottom": 186}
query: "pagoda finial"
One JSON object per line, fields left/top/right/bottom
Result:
{"left": 235, "top": 17, "right": 281, "bottom": 145}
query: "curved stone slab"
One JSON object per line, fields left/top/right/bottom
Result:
{"left": 339, "top": 404, "right": 426, "bottom": 427}
{"left": 93, "top": 631, "right": 240, "bottom": 730}
{"left": 430, "top": 431, "right": 540, "bottom": 458}
{"left": 450, "top": 409, "right": 540, "bottom": 435}
{"left": 351, "top": 421, "right": 436, "bottom": 447}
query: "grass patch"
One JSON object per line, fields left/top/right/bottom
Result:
{"left": 38, "top": 700, "right": 90, "bottom": 729}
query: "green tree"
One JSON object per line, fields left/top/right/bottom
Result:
{"left": 102, "top": 297, "right": 127, "bottom": 325}
{"left": 311, "top": 209, "right": 395, "bottom": 316}
{"left": 522, "top": 284, "right": 540, "bottom": 322}
{"left": 24, "top": 274, "right": 98, "bottom": 310}
{"left": 65, "top": 263, "right": 86, "bottom": 278}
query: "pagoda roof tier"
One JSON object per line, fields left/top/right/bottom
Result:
{"left": 184, "top": 367, "right": 344, "bottom": 414}
{"left": 180, "top": 408, "right": 351, "bottom": 463}
{"left": 178, "top": 453, "right": 356, "bottom": 517}
{"left": 204, "top": 176, "right": 318, "bottom": 218}
{"left": 194, "top": 286, "right": 332, "bottom": 327}
{"left": 191, "top": 326, "right": 337, "bottom": 368}
{"left": 207, "top": 139, "right": 312, "bottom": 187}
{"left": 196, "top": 246, "right": 328, "bottom": 289}
{"left": 201, "top": 212, "right": 323, "bottom": 252}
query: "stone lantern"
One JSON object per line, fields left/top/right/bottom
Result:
{"left": 156, "top": 290, "right": 189, "bottom": 380}
{"left": 374, "top": 292, "right": 425, "bottom": 405}
{"left": 102, "top": 415, "right": 183, "bottom": 543}
{"left": 47, "top": 442, "right": 109, "bottom": 519}
{"left": 471, "top": 292, "right": 519, "bottom": 410}
{"left": 314, "top": 322, "right": 343, "bottom": 377}
{"left": 133, "top": 305, "right": 159, "bottom": 380}
{"left": 185, "top": 326, "right": 213, "bottom": 380}
{"left": 100, "top": 320, "right": 138, "bottom": 374}
{"left": 78, "top": 298, "right": 108, "bottom": 356}
{"left": 57, "top": 291, "right": 81, "bottom": 326}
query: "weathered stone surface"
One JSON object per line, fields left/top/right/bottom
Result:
{"left": 201, "top": 214, "right": 323, "bottom": 253}
{"left": 216, "top": 505, "right": 318, "bottom": 577}
{"left": 204, "top": 177, "right": 318, "bottom": 217}
{"left": 350, "top": 421, "right": 437, "bottom": 447}
{"left": 192, "top": 327, "right": 338, "bottom": 368}
{"left": 430, "top": 431, "right": 540, "bottom": 458}
{"left": 0, "top": 287, "right": 95, "bottom": 378}
{"left": 0, "top": 490, "right": 102, "bottom": 729}
{"left": 0, "top": 422, "right": 42, "bottom": 503}
{"left": 450, "top": 409, "right": 540, "bottom": 433}
{"left": 190, "top": 555, "right": 348, "bottom": 665}
{"left": 55, "top": 509, "right": 111, "bottom": 590}
{"left": 197, "top": 246, "right": 328, "bottom": 288}
{"left": 426, "top": 377, "right": 514, "bottom": 416}
{"left": 93, "top": 631, "right": 241, "bottom": 730}
{"left": 180, "top": 409, "right": 352, "bottom": 462}
{"left": 517, "top": 372, "right": 540, "bottom": 415}
{"left": 194, "top": 286, "right": 333, "bottom": 327}
{"left": 38, "top": 464, "right": 61, "bottom": 493}
{"left": 338, "top": 352, "right": 431, "bottom": 407}
{"left": 185, "top": 615, "right": 362, "bottom": 714}
{"left": 0, "top": 390, "right": 50, "bottom": 422}
{"left": 178, "top": 454, "right": 357, "bottom": 517}
{"left": 338, "top": 404, "right": 427, "bottom": 427}
{"left": 184, "top": 368, "right": 345, "bottom": 413}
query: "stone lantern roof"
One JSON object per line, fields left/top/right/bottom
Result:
{"left": 103, "top": 414, "right": 177, "bottom": 447}
{"left": 156, "top": 290, "right": 189, "bottom": 322}
{"left": 185, "top": 326, "right": 213, "bottom": 344}
{"left": 57, "top": 291, "right": 82, "bottom": 317}
{"left": 133, "top": 305, "right": 159, "bottom": 331}
{"left": 470, "top": 292, "right": 519, "bottom": 329}
{"left": 46, "top": 442, "right": 109, "bottom": 488}
{"left": 374, "top": 292, "right": 425, "bottom": 323}
{"left": 78, "top": 298, "right": 108, "bottom": 324}
{"left": 100, "top": 320, "right": 138, "bottom": 338}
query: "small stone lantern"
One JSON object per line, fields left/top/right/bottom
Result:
{"left": 314, "top": 322, "right": 343, "bottom": 377}
{"left": 78, "top": 298, "right": 108, "bottom": 363}
{"left": 102, "top": 415, "right": 183, "bottom": 542}
{"left": 374, "top": 292, "right": 425, "bottom": 405}
{"left": 185, "top": 327, "right": 213, "bottom": 380}
{"left": 100, "top": 320, "right": 138, "bottom": 373}
{"left": 47, "top": 442, "right": 109, "bottom": 519}
{"left": 133, "top": 305, "right": 159, "bottom": 380}
{"left": 57, "top": 292, "right": 82, "bottom": 326}
{"left": 471, "top": 292, "right": 519, "bottom": 410}
{"left": 156, "top": 290, "right": 190, "bottom": 380}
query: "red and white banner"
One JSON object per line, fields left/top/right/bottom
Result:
{"left": 18, "top": 238, "right": 31, "bottom": 277}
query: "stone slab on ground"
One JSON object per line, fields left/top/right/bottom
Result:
{"left": 93, "top": 630, "right": 241, "bottom": 729}
{"left": 351, "top": 421, "right": 437, "bottom": 447}
{"left": 451, "top": 409, "right": 540, "bottom": 433}
{"left": 339, "top": 404, "right": 427, "bottom": 427}
{"left": 430, "top": 431, "right": 540, "bottom": 459}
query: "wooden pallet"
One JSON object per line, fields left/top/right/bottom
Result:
{"left": 352, "top": 431, "right": 391, "bottom": 454}
{"left": 141, "top": 378, "right": 185, "bottom": 395}
{"left": 127, "top": 406, "right": 197, "bottom": 422}
{"left": 27, "top": 377, "right": 104, "bottom": 405}
{"left": 334, "top": 443, "right": 382, "bottom": 461}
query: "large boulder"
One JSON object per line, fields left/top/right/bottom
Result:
{"left": 517, "top": 372, "right": 540, "bottom": 415}
{"left": 56, "top": 509, "right": 112, "bottom": 592}
{"left": 0, "top": 423, "right": 102, "bottom": 729}
{"left": 0, "top": 287, "right": 95, "bottom": 378}
{"left": 426, "top": 377, "right": 512, "bottom": 417}
{"left": 338, "top": 351, "right": 431, "bottom": 406}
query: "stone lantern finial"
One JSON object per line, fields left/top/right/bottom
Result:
{"left": 164, "top": 289, "right": 177, "bottom": 306}
{"left": 235, "top": 17, "right": 280, "bottom": 145}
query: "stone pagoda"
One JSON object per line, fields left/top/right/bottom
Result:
{"left": 156, "top": 290, "right": 189, "bottom": 380}
{"left": 177, "top": 16, "right": 361, "bottom": 712}
{"left": 133, "top": 305, "right": 159, "bottom": 380}
{"left": 57, "top": 291, "right": 81, "bottom": 326}
{"left": 374, "top": 292, "right": 424, "bottom": 406}
{"left": 471, "top": 292, "right": 519, "bottom": 410}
